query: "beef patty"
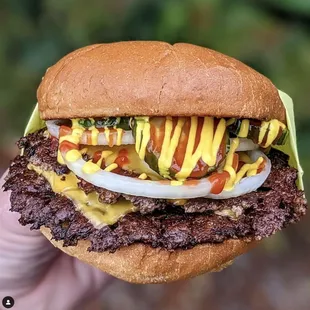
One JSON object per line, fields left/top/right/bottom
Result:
{"left": 3, "top": 130, "right": 307, "bottom": 252}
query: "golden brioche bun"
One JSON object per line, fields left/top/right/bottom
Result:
{"left": 40, "top": 226, "right": 257, "bottom": 284}
{"left": 37, "top": 41, "right": 285, "bottom": 122}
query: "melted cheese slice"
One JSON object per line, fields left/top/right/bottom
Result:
{"left": 28, "top": 164, "right": 136, "bottom": 228}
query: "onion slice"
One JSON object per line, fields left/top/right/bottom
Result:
{"left": 208, "top": 150, "right": 271, "bottom": 199}
{"left": 236, "top": 138, "right": 258, "bottom": 152}
{"left": 46, "top": 120, "right": 134, "bottom": 146}
{"left": 47, "top": 120, "right": 259, "bottom": 151}
{"left": 62, "top": 149, "right": 271, "bottom": 199}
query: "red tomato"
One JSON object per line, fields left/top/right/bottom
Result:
{"left": 59, "top": 126, "right": 72, "bottom": 137}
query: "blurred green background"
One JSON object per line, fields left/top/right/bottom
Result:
{"left": 1, "top": 0, "right": 309, "bottom": 309}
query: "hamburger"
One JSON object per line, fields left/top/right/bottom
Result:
{"left": 3, "top": 41, "right": 307, "bottom": 283}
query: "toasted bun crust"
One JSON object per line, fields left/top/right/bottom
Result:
{"left": 40, "top": 226, "right": 257, "bottom": 284}
{"left": 37, "top": 41, "right": 285, "bottom": 122}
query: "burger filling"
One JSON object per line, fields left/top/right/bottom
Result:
{"left": 3, "top": 116, "right": 307, "bottom": 252}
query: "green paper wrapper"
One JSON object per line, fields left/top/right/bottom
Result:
{"left": 23, "top": 92, "right": 304, "bottom": 190}
{"left": 275, "top": 90, "right": 304, "bottom": 190}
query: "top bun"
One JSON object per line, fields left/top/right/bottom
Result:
{"left": 37, "top": 41, "right": 285, "bottom": 122}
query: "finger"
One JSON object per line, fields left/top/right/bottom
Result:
{"left": 0, "top": 173, "right": 59, "bottom": 294}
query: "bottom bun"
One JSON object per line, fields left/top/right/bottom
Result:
{"left": 40, "top": 226, "right": 257, "bottom": 284}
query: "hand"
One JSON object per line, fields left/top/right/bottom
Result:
{"left": 0, "top": 173, "right": 112, "bottom": 310}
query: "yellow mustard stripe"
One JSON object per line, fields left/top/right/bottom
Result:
{"left": 257, "top": 120, "right": 286, "bottom": 147}
{"left": 265, "top": 120, "right": 280, "bottom": 148}
{"left": 89, "top": 126, "right": 99, "bottom": 145}
{"left": 210, "top": 119, "right": 226, "bottom": 167}
{"left": 158, "top": 117, "right": 174, "bottom": 177}
{"left": 97, "top": 150, "right": 113, "bottom": 167}
{"left": 82, "top": 161, "right": 100, "bottom": 174}
{"left": 223, "top": 138, "right": 240, "bottom": 190}
{"left": 104, "top": 163, "right": 118, "bottom": 172}
{"left": 58, "top": 128, "right": 84, "bottom": 165}
{"left": 175, "top": 116, "right": 198, "bottom": 180}
{"left": 201, "top": 117, "right": 214, "bottom": 166}
{"left": 138, "top": 173, "right": 148, "bottom": 180}
{"left": 190, "top": 117, "right": 211, "bottom": 166}
{"left": 104, "top": 128, "right": 111, "bottom": 146}
{"left": 158, "top": 117, "right": 184, "bottom": 178}
{"left": 135, "top": 119, "right": 145, "bottom": 154}
{"left": 139, "top": 119, "right": 150, "bottom": 160}
{"left": 66, "top": 149, "right": 82, "bottom": 162}
{"left": 116, "top": 128, "right": 123, "bottom": 146}
{"left": 239, "top": 119, "right": 250, "bottom": 138}
{"left": 235, "top": 157, "right": 264, "bottom": 183}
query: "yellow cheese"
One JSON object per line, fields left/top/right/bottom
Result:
{"left": 57, "top": 151, "right": 65, "bottom": 165}
{"left": 168, "top": 199, "right": 188, "bottom": 206}
{"left": 28, "top": 164, "right": 135, "bottom": 227}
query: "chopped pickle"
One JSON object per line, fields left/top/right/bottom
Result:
{"left": 95, "top": 117, "right": 131, "bottom": 130}
{"left": 227, "top": 119, "right": 288, "bottom": 146}
{"left": 77, "top": 117, "right": 131, "bottom": 130}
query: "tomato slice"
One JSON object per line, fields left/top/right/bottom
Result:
{"left": 59, "top": 125, "right": 72, "bottom": 137}
{"left": 144, "top": 117, "right": 228, "bottom": 179}
{"left": 209, "top": 171, "right": 230, "bottom": 194}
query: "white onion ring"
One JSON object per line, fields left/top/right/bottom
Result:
{"left": 47, "top": 120, "right": 258, "bottom": 151}
{"left": 62, "top": 149, "right": 271, "bottom": 199}
{"left": 46, "top": 120, "right": 134, "bottom": 146}
{"left": 208, "top": 150, "right": 271, "bottom": 199}
{"left": 237, "top": 138, "right": 258, "bottom": 151}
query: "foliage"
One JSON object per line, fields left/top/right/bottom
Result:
{"left": 1, "top": 0, "right": 309, "bottom": 191}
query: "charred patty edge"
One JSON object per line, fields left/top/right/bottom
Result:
{"left": 2, "top": 130, "right": 307, "bottom": 252}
